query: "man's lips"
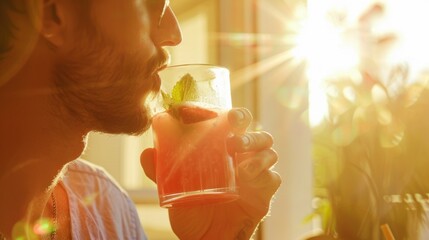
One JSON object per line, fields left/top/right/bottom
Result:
{"left": 151, "top": 64, "right": 168, "bottom": 93}
{"left": 157, "top": 64, "right": 168, "bottom": 72}
{"left": 153, "top": 73, "right": 161, "bottom": 93}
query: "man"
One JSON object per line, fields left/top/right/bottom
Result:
{"left": 0, "top": 0, "right": 281, "bottom": 239}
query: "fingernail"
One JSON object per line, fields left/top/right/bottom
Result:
{"left": 241, "top": 135, "right": 251, "bottom": 150}
{"left": 229, "top": 109, "right": 246, "bottom": 125}
{"left": 236, "top": 109, "right": 245, "bottom": 122}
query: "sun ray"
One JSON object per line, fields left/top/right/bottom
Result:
{"left": 230, "top": 49, "right": 299, "bottom": 89}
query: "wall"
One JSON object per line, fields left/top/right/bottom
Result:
{"left": 256, "top": 1, "right": 314, "bottom": 239}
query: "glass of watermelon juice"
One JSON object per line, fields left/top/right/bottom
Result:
{"left": 153, "top": 64, "right": 239, "bottom": 208}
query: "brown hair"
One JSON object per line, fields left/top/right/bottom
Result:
{"left": 0, "top": 0, "right": 26, "bottom": 56}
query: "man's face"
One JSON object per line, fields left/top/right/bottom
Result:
{"left": 53, "top": 0, "right": 180, "bottom": 135}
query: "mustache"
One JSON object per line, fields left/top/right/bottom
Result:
{"left": 147, "top": 48, "right": 170, "bottom": 76}
{"left": 146, "top": 48, "right": 170, "bottom": 93}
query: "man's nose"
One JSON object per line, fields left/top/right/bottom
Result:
{"left": 151, "top": 7, "right": 182, "bottom": 47}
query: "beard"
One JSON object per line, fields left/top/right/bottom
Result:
{"left": 52, "top": 28, "right": 169, "bottom": 135}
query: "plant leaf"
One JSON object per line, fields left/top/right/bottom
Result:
{"left": 161, "top": 90, "right": 173, "bottom": 110}
{"left": 171, "top": 73, "right": 198, "bottom": 103}
{"left": 160, "top": 74, "right": 199, "bottom": 110}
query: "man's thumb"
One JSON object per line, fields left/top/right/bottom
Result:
{"left": 140, "top": 148, "right": 156, "bottom": 183}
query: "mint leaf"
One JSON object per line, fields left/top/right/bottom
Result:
{"left": 172, "top": 73, "right": 198, "bottom": 103}
{"left": 161, "top": 90, "right": 173, "bottom": 110}
{"left": 161, "top": 73, "right": 199, "bottom": 111}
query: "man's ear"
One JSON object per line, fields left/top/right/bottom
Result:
{"left": 42, "top": 0, "right": 67, "bottom": 47}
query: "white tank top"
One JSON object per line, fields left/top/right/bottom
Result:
{"left": 58, "top": 159, "right": 147, "bottom": 240}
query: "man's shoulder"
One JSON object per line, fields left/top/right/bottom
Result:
{"left": 57, "top": 160, "right": 147, "bottom": 239}
{"left": 64, "top": 158, "right": 112, "bottom": 178}
{"left": 59, "top": 158, "right": 128, "bottom": 197}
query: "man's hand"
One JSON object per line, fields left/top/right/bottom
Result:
{"left": 141, "top": 108, "right": 282, "bottom": 239}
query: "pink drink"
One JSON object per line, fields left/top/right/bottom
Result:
{"left": 152, "top": 104, "right": 239, "bottom": 208}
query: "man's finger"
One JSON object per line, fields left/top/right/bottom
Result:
{"left": 237, "top": 148, "right": 278, "bottom": 181}
{"left": 228, "top": 108, "right": 252, "bottom": 134}
{"left": 228, "top": 131, "right": 274, "bottom": 154}
{"left": 240, "top": 170, "right": 282, "bottom": 209}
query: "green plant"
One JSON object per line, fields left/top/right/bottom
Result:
{"left": 308, "top": 3, "right": 429, "bottom": 239}
{"left": 311, "top": 65, "right": 429, "bottom": 239}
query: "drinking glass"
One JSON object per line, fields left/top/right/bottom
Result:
{"left": 152, "top": 64, "right": 239, "bottom": 208}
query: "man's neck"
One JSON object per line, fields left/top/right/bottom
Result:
{"left": 0, "top": 41, "right": 88, "bottom": 236}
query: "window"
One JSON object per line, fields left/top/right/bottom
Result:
{"left": 83, "top": 0, "right": 219, "bottom": 239}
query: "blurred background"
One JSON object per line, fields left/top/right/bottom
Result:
{"left": 82, "top": 0, "right": 429, "bottom": 239}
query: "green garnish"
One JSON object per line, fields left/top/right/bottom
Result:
{"left": 162, "top": 73, "right": 198, "bottom": 110}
